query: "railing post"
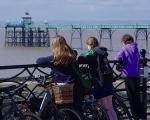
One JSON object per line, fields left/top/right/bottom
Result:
{"left": 140, "top": 49, "right": 147, "bottom": 118}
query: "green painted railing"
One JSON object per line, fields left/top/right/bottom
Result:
{"left": 25, "top": 24, "right": 150, "bottom": 29}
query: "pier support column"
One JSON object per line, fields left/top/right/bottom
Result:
{"left": 97, "top": 28, "right": 115, "bottom": 51}
{"left": 48, "top": 28, "right": 58, "bottom": 47}
{"left": 70, "top": 27, "right": 83, "bottom": 49}
{"left": 134, "top": 28, "right": 149, "bottom": 53}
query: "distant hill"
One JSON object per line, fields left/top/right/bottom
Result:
{"left": 37, "top": 19, "right": 150, "bottom": 25}
{"left": 0, "top": 20, "right": 150, "bottom": 27}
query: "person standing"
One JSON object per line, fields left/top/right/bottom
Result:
{"left": 116, "top": 34, "right": 147, "bottom": 120}
{"left": 78, "top": 36, "right": 117, "bottom": 120}
{"left": 36, "top": 35, "right": 84, "bottom": 112}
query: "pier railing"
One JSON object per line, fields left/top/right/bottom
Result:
{"left": 0, "top": 59, "right": 150, "bottom": 118}
{"left": 0, "top": 60, "right": 122, "bottom": 83}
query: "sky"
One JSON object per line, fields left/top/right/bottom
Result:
{"left": 0, "top": 0, "right": 150, "bottom": 24}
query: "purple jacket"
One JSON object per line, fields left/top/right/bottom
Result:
{"left": 116, "top": 43, "right": 140, "bottom": 77}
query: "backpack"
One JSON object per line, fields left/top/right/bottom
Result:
{"left": 96, "top": 51, "right": 114, "bottom": 86}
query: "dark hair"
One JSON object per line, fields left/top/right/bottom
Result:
{"left": 86, "top": 36, "right": 99, "bottom": 48}
{"left": 121, "top": 34, "right": 134, "bottom": 44}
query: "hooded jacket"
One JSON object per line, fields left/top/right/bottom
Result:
{"left": 116, "top": 42, "right": 140, "bottom": 77}
{"left": 78, "top": 46, "right": 108, "bottom": 81}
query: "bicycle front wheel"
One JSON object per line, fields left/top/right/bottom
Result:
{"left": 96, "top": 104, "right": 110, "bottom": 120}
{"left": 59, "top": 107, "right": 82, "bottom": 120}
{"left": 113, "top": 94, "right": 132, "bottom": 120}
{"left": 82, "top": 103, "right": 110, "bottom": 120}
{"left": 17, "top": 112, "right": 42, "bottom": 120}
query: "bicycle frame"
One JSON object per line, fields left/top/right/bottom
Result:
{"left": 37, "top": 88, "right": 59, "bottom": 118}
{"left": 0, "top": 84, "right": 28, "bottom": 120}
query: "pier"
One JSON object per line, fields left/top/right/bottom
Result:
{"left": 4, "top": 12, "right": 150, "bottom": 52}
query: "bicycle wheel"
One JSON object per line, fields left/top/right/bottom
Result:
{"left": 96, "top": 104, "right": 110, "bottom": 120}
{"left": 113, "top": 94, "right": 132, "bottom": 120}
{"left": 2, "top": 111, "right": 42, "bottom": 120}
{"left": 82, "top": 103, "right": 109, "bottom": 120}
{"left": 114, "top": 80, "right": 128, "bottom": 100}
{"left": 59, "top": 107, "right": 82, "bottom": 120}
{"left": 17, "top": 112, "right": 42, "bottom": 120}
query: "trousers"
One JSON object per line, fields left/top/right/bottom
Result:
{"left": 125, "top": 77, "right": 147, "bottom": 119}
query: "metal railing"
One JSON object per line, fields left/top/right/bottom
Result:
{"left": 0, "top": 58, "right": 150, "bottom": 119}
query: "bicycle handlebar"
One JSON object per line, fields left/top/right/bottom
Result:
{"left": 0, "top": 83, "right": 27, "bottom": 98}
{"left": 29, "top": 75, "right": 54, "bottom": 87}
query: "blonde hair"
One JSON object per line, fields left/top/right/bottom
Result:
{"left": 51, "top": 35, "right": 76, "bottom": 65}
{"left": 86, "top": 37, "right": 99, "bottom": 49}
{"left": 121, "top": 34, "right": 134, "bottom": 44}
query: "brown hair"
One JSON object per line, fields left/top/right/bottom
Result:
{"left": 51, "top": 35, "right": 76, "bottom": 65}
{"left": 86, "top": 36, "right": 99, "bottom": 49}
{"left": 121, "top": 34, "right": 134, "bottom": 44}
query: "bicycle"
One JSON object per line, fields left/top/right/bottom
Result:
{"left": 113, "top": 91, "right": 132, "bottom": 120}
{"left": 112, "top": 77, "right": 132, "bottom": 120}
{"left": 0, "top": 82, "right": 42, "bottom": 120}
{"left": 81, "top": 93, "right": 110, "bottom": 120}
{"left": 75, "top": 64, "right": 110, "bottom": 120}
{"left": 79, "top": 63, "right": 132, "bottom": 120}
{"left": 25, "top": 75, "right": 82, "bottom": 120}
{"left": 0, "top": 75, "right": 82, "bottom": 120}
{"left": 112, "top": 73, "right": 132, "bottom": 120}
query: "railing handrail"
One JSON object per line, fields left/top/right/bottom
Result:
{"left": 0, "top": 60, "right": 121, "bottom": 70}
{"left": 0, "top": 64, "right": 48, "bottom": 70}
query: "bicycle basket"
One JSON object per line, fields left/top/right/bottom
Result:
{"left": 51, "top": 84, "right": 74, "bottom": 104}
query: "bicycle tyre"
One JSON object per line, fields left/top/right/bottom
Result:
{"left": 82, "top": 103, "right": 110, "bottom": 120}
{"left": 2, "top": 112, "right": 42, "bottom": 120}
{"left": 113, "top": 94, "right": 132, "bottom": 120}
{"left": 96, "top": 104, "right": 110, "bottom": 120}
{"left": 59, "top": 107, "right": 82, "bottom": 120}
{"left": 17, "top": 112, "right": 42, "bottom": 120}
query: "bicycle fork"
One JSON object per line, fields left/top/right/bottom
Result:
{"left": 37, "top": 90, "right": 61, "bottom": 120}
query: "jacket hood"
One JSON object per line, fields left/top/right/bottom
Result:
{"left": 93, "top": 46, "right": 108, "bottom": 57}
{"left": 130, "top": 42, "right": 137, "bottom": 49}
{"left": 125, "top": 42, "right": 138, "bottom": 53}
